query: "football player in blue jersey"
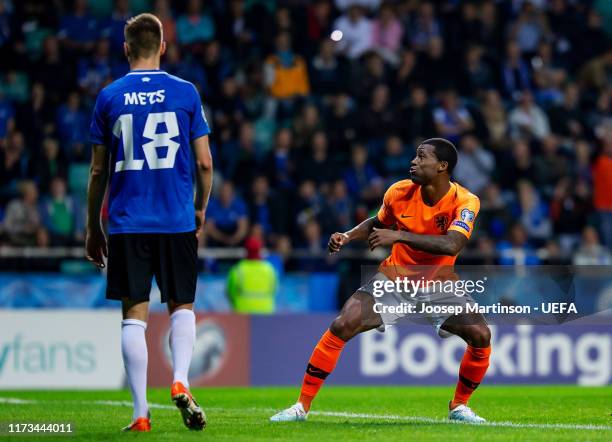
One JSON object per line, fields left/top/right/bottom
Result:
{"left": 85, "top": 13, "right": 212, "bottom": 432}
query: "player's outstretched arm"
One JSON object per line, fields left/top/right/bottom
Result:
{"left": 368, "top": 229, "right": 468, "bottom": 256}
{"left": 85, "top": 144, "right": 109, "bottom": 268}
{"left": 192, "top": 135, "right": 213, "bottom": 236}
{"left": 328, "top": 216, "right": 387, "bottom": 254}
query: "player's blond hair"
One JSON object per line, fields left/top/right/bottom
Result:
{"left": 124, "top": 13, "right": 163, "bottom": 61}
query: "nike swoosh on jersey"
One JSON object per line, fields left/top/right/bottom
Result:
{"left": 400, "top": 214, "right": 413, "bottom": 218}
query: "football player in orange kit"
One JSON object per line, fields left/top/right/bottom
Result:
{"left": 270, "top": 138, "right": 491, "bottom": 424}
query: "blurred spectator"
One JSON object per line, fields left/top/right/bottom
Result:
{"left": 499, "top": 139, "right": 536, "bottom": 189}
{"left": 294, "top": 180, "right": 323, "bottom": 228}
{"left": 299, "top": 130, "right": 339, "bottom": 186}
{"left": 359, "top": 84, "right": 395, "bottom": 143}
{"left": 512, "top": 180, "right": 552, "bottom": 243}
{"left": 201, "top": 41, "right": 231, "bottom": 106}
{"left": 263, "top": 128, "right": 297, "bottom": 191}
{"left": 547, "top": 83, "right": 585, "bottom": 140}
{"left": 213, "top": 76, "right": 246, "bottom": 143}
{"left": 478, "top": 1, "right": 504, "bottom": 56}
{"left": 578, "top": 50, "right": 612, "bottom": 93}
{"left": 454, "top": 134, "right": 495, "bottom": 196}
{"left": 39, "top": 176, "right": 82, "bottom": 246}
{"left": 58, "top": 0, "right": 98, "bottom": 54}
{"left": 379, "top": 135, "right": 412, "bottom": 184}
{"left": 508, "top": 90, "right": 550, "bottom": 140}
{"left": 0, "top": 92, "right": 15, "bottom": 143}
{"left": 205, "top": 181, "right": 249, "bottom": 247}
{"left": 419, "top": 36, "right": 452, "bottom": 93}
{"left": 533, "top": 135, "right": 570, "bottom": 198}
{"left": 332, "top": 5, "right": 372, "bottom": 60}
{"left": 153, "top": 0, "right": 176, "bottom": 44}
{"left": 2, "top": 180, "right": 47, "bottom": 246}
{"left": 573, "top": 226, "right": 612, "bottom": 265}
{"left": 399, "top": 85, "right": 435, "bottom": 144}
{"left": 480, "top": 90, "right": 509, "bottom": 151}
{"left": 300, "top": 218, "right": 326, "bottom": 253}
{"left": 343, "top": 143, "right": 382, "bottom": 206}
{"left": 573, "top": 140, "right": 593, "bottom": 182}
{"left": 248, "top": 175, "right": 289, "bottom": 237}
{"left": 227, "top": 232, "right": 277, "bottom": 313}
{"left": 293, "top": 104, "right": 323, "bottom": 151}
{"left": 433, "top": 90, "right": 474, "bottom": 145}
{"left": 550, "top": 178, "right": 591, "bottom": 252}
{"left": 500, "top": 41, "right": 531, "bottom": 100}
{"left": 103, "top": 0, "right": 132, "bottom": 54}
{"left": 409, "top": 1, "right": 441, "bottom": 52}
{"left": 354, "top": 51, "right": 389, "bottom": 104}
{"left": 478, "top": 183, "right": 512, "bottom": 240}
{"left": 16, "top": 82, "right": 53, "bottom": 149}
{"left": 459, "top": 45, "right": 495, "bottom": 97}
{"left": 309, "top": 39, "right": 348, "bottom": 97}
{"left": 592, "top": 131, "right": 612, "bottom": 248}
{"left": 395, "top": 49, "right": 424, "bottom": 92}
{"left": 497, "top": 223, "right": 541, "bottom": 265}
{"left": 77, "top": 38, "right": 112, "bottom": 97}
{"left": 220, "top": 121, "right": 260, "bottom": 188}
{"left": 370, "top": 2, "right": 403, "bottom": 65}
{"left": 531, "top": 41, "right": 566, "bottom": 106}
{"left": 326, "top": 93, "right": 356, "bottom": 154}
{"left": 306, "top": 0, "right": 333, "bottom": 49}
{"left": 163, "top": 43, "right": 206, "bottom": 89}
{"left": 574, "top": 9, "right": 610, "bottom": 66}
{"left": 448, "top": 2, "right": 481, "bottom": 54}
{"left": 322, "top": 180, "right": 353, "bottom": 233}
{"left": 509, "top": 1, "right": 551, "bottom": 55}
{"left": 34, "top": 36, "right": 73, "bottom": 105}
{"left": 34, "top": 138, "right": 66, "bottom": 194}
{"left": 56, "top": 91, "right": 89, "bottom": 157}
{"left": 176, "top": 0, "right": 215, "bottom": 48}
{"left": 264, "top": 31, "right": 310, "bottom": 114}
{"left": 0, "top": 131, "right": 30, "bottom": 199}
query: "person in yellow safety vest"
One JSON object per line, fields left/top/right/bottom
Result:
{"left": 227, "top": 236, "right": 277, "bottom": 313}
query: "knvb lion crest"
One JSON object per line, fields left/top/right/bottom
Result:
{"left": 434, "top": 214, "right": 450, "bottom": 232}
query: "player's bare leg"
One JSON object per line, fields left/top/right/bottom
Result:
{"left": 121, "top": 299, "right": 151, "bottom": 432}
{"left": 440, "top": 313, "right": 491, "bottom": 423}
{"left": 270, "top": 292, "right": 382, "bottom": 422}
{"left": 167, "top": 300, "right": 206, "bottom": 430}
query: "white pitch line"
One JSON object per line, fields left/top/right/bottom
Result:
{"left": 1, "top": 397, "right": 611, "bottom": 432}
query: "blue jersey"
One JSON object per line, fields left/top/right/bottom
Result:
{"left": 90, "top": 70, "right": 210, "bottom": 234}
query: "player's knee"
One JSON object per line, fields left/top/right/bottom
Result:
{"left": 329, "top": 316, "right": 359, "bottom": 341}
{"left": 468, "top": 325, "right": 491, "bottom": 348}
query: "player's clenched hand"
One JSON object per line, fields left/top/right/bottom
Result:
{"left": 85, "top": 228, "right": 108, "bottom": 268}
{"left": 328, "top": 232, "right": 349, "bottom": 254}
{"left": 368, "top": 227, "right": 400, "bottom": 251}
{"left": 195, "top": 210, "right": 205, "bottom": 239}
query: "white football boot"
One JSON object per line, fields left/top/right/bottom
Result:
{"left": 448, "top": 402, "right": 486, "bottom": 424}
{"left": 269, "top": 403, "right": 308, "bottom": 422}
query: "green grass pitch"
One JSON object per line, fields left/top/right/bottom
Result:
{"left": 1, "top": 386, "right": 611, "bottom": 441}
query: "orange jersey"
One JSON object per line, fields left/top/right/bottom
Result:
{"left": 376, "top": 180, "right": 480, "bottom": 267}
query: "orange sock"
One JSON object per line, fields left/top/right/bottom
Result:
{"left": 298, "top": 329, "right": 346, "bottom": 411}
{"left": 451, "top": 345, "right": 491, "bottom": 409}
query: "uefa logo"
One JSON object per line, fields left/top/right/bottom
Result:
{"left": 163, "top": 320, "right": 227, "bottom": 379}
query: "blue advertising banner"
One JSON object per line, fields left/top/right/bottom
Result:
{"left": 250, "top": 315, "right": 612, "bottom": 386}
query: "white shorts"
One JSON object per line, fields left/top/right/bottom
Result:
{"left": 358, "top": 272, "right": 477, "bottom": 338}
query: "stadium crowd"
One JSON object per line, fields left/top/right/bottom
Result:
{"left": 0, "top": 0, "right": 611, "bottom": 267}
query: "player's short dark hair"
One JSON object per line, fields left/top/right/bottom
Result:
{"left": 124, "top": 13, "right": 162, "bottom": 61}
{"left": 421, "top": 138, "right": 458, "bottom": 174}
